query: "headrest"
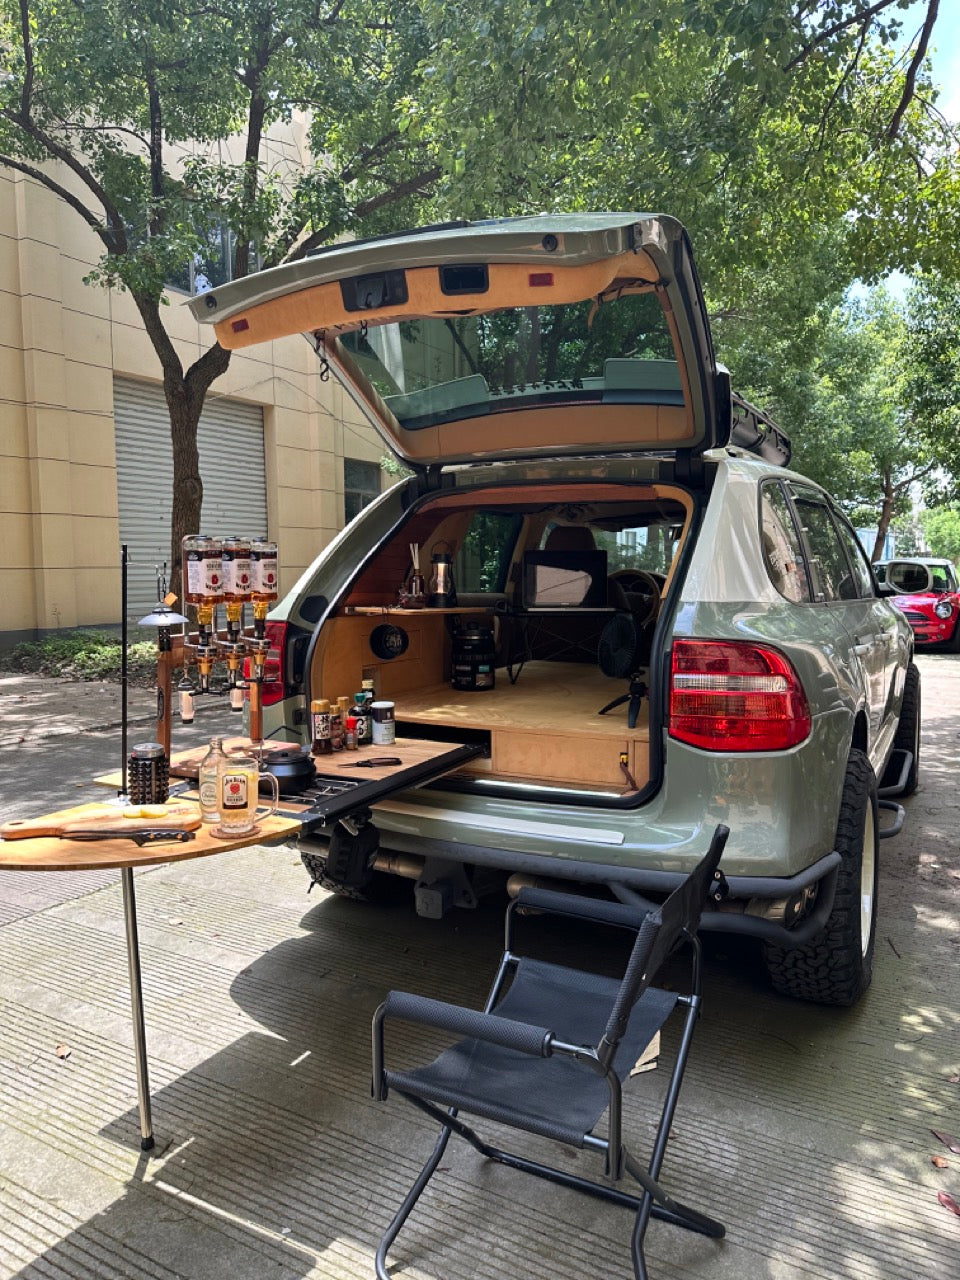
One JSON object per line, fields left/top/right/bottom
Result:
{"left": 543, "top": 525, "right": 597, "bottom": 553}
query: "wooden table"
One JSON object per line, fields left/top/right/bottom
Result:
{"left": 0, "top": 803, "right": 301, "bottom": 1150}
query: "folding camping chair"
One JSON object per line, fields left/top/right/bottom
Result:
{"left": 371, "top": 823, "right": 730, "bottom": 1280}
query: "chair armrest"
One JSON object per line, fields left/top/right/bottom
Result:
{"left": 516, "top": 887, "right": 653, "bottom": 931}
{"left": 379, "top": 990, "right": 553, "bottom": 1057}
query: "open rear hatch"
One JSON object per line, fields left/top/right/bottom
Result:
{"left": 188, "top": 214, "right": 730, "bottom": 468}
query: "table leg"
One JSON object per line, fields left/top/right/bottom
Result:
{"left": 120, "top": 867, "right": 155, "bottom": 1151}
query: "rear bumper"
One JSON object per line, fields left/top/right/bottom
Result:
{"left": 323, "top": 823, "right": 841, "bottom": 948}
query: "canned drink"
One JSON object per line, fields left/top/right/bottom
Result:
{"left": 370, "top": 701, "right": 396, "bottom": 745}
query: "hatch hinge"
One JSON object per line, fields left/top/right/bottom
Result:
{"left": 674, "top": 449, "right": 705, "bottom": 487}
{"left": 404, "top": 463, "right": 453, "bottom": 504}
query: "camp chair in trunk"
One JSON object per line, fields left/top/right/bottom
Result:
{"left": 371, "top": 823, "right": 730, "bottom": 1280}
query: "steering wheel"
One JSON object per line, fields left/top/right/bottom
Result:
{"left": 609, "top": 570, "right": 663, "bottom": 624}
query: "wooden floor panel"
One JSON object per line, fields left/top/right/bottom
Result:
{"left": 394, "top": 660, "right": 650, "bottom": 738}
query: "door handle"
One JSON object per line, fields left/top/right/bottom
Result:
{"left": 853, "top": 641, "right": 873, "bottom": 657}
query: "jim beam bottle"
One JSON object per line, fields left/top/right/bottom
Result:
{"left": 182, "top": 534, "right": 224, "bottom": 605}
{"left": 221, "top": 536, "right": 252, "bottom": 602}
{"left": 250, "top": 538, "right": 279, "bottom": 603}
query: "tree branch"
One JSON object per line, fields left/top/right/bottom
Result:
{"left": 283, "top": 165, "right": 443, "bottom": 262}
{"left": 131, "top": 291, "right": 183, "bottom": 380}
{"left": 886, "top": 0, "right": 939, "bottom": 142}
{"left": 184, "top": 340, "right": 233, "bottom": 407}
{"left": 0, "top": 151, "right": 112, "bottom": 244}
{"left": 2, "top": 108, "right": 128, "bottom": 250}
{"left": 784, "top": 0, "right": 902, "bottom": 71}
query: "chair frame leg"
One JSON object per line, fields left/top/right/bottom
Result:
{"left": 375, "top": 1120, "right": 453, "bottom": 1280}
{"left": 379, "top": 1091, "right": 722, "bottom": 1280}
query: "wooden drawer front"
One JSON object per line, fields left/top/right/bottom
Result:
{"left": 493, "top": 729, "right": 631, "bottom": 788}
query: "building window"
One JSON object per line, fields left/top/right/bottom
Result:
{"left": 344, "top": 458, "right": 381, "bottom": 522}
{"left": 167, "top": 222, "right": 261, "bottom": 295}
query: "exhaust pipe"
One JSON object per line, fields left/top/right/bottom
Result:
{"left": 373, "top": 851, "right": 424, "bottom": 880}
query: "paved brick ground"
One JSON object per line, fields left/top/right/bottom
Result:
{"left": 0, "top": 657, "right": 958, "bottom": 1279}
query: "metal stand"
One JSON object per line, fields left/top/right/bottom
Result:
{"left": 120, "top": 867, "right": 155, "bottom": 1151}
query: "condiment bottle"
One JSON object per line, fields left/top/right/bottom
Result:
{"left": 330, "top": 705, "right": 344, "bottom": 751}
{"left": 344, "top": 716, "right": 358, "bottom": 750}
{"left": 349, "top": 691, "right": 371, "bottom": 745}
{"left": 310, "top": 698, "right": 332, "bottom": 755}
{"left": 198, "top": 736, "right": 225, "bottom": 823}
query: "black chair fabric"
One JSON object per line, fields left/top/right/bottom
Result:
{"left": 386, "top": 956, "right": 678, "bottom": 1146}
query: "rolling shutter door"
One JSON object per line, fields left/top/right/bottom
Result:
{"left": 114, "top": 378, "right": 267, "bottom": 619}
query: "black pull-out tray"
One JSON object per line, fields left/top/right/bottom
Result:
{"left": 290, "top": 737, "right": 485, "bottom": 831}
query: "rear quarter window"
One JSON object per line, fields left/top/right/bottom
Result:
{"left": 789, "top": 486, "right": 859, "bottom": 602}
{"left": 760, "top": 482, "right": 811, "bottom": 603}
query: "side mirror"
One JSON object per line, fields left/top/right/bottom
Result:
{"left": 875, "top": 581, "right": 897, "bottom": 598}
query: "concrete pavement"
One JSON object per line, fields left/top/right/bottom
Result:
{"left": 0, "top": 657, "right": 958, "bottom": 1279}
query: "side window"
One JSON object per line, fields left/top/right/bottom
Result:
{"left": 831, "top": 512, "right": 876, "bottom": 598}
{"left": 789, "top": 485, "right": 858, "bottom": 601}
{"left": 930, "top": 564, "right": 953, "bottom": 591}
{"left": 760, "top": 482, "right": 811, "bottom": 603}
{"left": 455, "top": 511, "right": 522, "bottom": 592}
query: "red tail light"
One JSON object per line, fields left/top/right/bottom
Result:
{"left": 242, "top": 620, "right": 287, "bottom": 706}
{"left": 669, "top": 639, "right": 811, "bottom": 752}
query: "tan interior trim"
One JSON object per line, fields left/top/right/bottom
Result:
{"left": 214, "top": 252, "right": 660, "bottom": 350}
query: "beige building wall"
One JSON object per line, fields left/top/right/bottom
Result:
{"left": 0, "top": 146, "right": 384, "bottom": 644}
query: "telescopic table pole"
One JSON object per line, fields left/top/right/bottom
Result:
{"left": 120, "top": 867, "right": 155, "bottom": 1151}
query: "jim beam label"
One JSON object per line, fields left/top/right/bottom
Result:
{"left": 250, "top": 550, "right": 278, "bottom": 594}
{"left": 221, "top": 772, "right": 248, "bottom": 809}
{"left": 186, "top": 550, "right": 222, "bottom": 597}
{"left": 222, "top": 548, "right": 251, "bottom": 595}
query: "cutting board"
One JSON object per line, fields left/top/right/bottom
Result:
{"left": 1, "top": 804, "right": 201, "bottom": 840}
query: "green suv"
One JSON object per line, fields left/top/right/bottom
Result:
{"left": 190, "top": 214, "right": 918, "bottom": 1006}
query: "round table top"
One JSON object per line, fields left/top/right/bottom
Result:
{"left": 0, "top": 803, "right": 301, "bottom": 871}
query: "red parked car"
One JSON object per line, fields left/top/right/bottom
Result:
{"left": 875, "top": 558, "right": 960, "bottom": 650}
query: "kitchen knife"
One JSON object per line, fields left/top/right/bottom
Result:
{"left": 60, "top": 828, "right": 196, "bottom": 846}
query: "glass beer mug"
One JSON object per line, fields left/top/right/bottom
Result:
{"left": 212, "top": 744, "right": 279, "bottom": 839}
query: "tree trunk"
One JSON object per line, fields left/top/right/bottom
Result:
{"left": 166, "top": 380, "right": 205, "bottom": 604}
{"left": 871, "top": 469, "right": 896, "bottom": 562}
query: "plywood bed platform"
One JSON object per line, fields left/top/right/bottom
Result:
{"left": 396, "top": 661, "right": 650, "bottom": 791}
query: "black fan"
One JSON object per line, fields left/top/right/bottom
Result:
{"left": 597, "top": 612, "right": 649, "bottom": 728}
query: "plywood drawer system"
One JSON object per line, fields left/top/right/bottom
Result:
{"left": 313, "top": 616, "right": 650, "bottom": 793}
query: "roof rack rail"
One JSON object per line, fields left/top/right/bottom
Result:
{"left": 730, "top": 393, "right": 791, "bottom": 467}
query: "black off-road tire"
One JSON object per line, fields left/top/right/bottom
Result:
{"left": 301, "top": 848, "right": 372, "bottom": 901}
{"left": 300, "top": 848, "right": 409, "bottom": 904}
{"left": 761, "top": 749, "right": 879, "bottom": 1007}
{"left": 890, "top": 662, "right": 921, "bottom": 797}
